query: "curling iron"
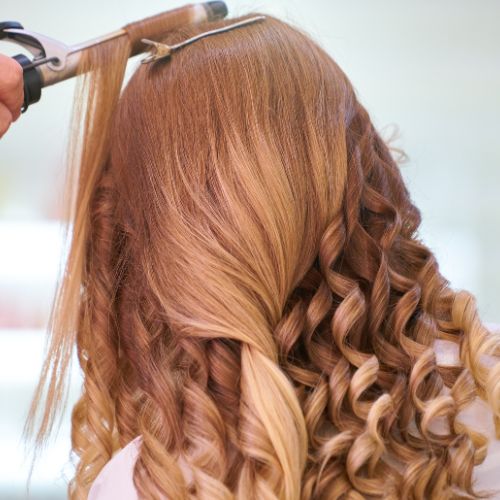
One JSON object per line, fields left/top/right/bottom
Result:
{"left": 0, "top": 1, "right": 228, "bottom": 113}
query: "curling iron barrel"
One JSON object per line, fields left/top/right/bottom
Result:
{"left": 0, "top": 1, "right": 228, "bottom": 112}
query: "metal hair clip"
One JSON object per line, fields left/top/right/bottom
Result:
{"left": 140, "top": 15, "right": 266, "bottom": 64}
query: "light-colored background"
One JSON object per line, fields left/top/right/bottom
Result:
{"left": 1, "top": 0, "right": 499, "bottom": 498}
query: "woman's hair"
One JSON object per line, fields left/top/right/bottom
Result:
{"left": 25, "top": 11, "right": 500, "bottom": 500}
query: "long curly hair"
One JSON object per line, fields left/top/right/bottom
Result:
{"left": 25, "top": 11, "right": 500, "bottom": 500}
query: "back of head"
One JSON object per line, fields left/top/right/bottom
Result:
{"left": 28, "top": 11, "right": 500, "bottom": 500}
{"left": 110, "top": 12, "right": 359, "bottom": 337}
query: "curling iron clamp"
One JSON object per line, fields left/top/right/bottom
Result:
{"left": 0, "top": 1, "right": 228, "bottom": 113}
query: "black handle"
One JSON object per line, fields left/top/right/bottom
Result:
{"left": 1, "top": 21, "right": 43, "bottom": 113}
{"left": 12, "top": 53, "right": 43, "bottom": 113}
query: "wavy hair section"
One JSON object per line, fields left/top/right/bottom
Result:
{"left": 25, "top": 11, "right": 500, "bottom": 500}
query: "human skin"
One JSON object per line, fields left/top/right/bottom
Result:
{"left": 0, "top": 53, "right": 24, "bottom": 138}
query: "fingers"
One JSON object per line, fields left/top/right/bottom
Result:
{"left": 0, "top": 101, "right": 14, "bottom": 138}
{"left": 0, "top": 54, "right": 24, "bottom": 122}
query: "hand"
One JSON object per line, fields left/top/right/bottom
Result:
{"left": 0, "top": 54, "right": 24, "bottom": 138}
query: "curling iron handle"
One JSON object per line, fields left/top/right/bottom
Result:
{"left": 13, "top": 53, "right": 42, "bottom": 113}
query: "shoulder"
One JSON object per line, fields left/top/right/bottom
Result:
{"left": 433, "top": 322, "right": 500, "bottom": 495}
{"left": 87, "top": 435, "right": 194, "bottom": 499}
{"left": 485, "top": 322, "right": 500, "bottom": 333}
{"left": 433, "top": 322, "right": 500, "bottom": 366}
{"left": 460, "top": 396, "right": 500, "bottom": 496}
{"left": 87, "top": 436, "right": 142, "bottom": 500}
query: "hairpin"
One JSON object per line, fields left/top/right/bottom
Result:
{"left": 140, "top": 15, "right": 266, "bottom": 64}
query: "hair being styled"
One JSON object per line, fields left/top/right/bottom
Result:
{"left": 25, "top": 11, "right": 500, "bottom": 500}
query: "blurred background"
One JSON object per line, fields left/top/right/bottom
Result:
{"left": 0, "top": 0, "right": 499, "bottom": 498}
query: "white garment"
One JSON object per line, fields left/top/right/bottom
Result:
{"left": 88, "top": 327, "right": 500, "bottom": 500}
{"left": 88, "top": 435, "right": 142, "bottom": 500}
